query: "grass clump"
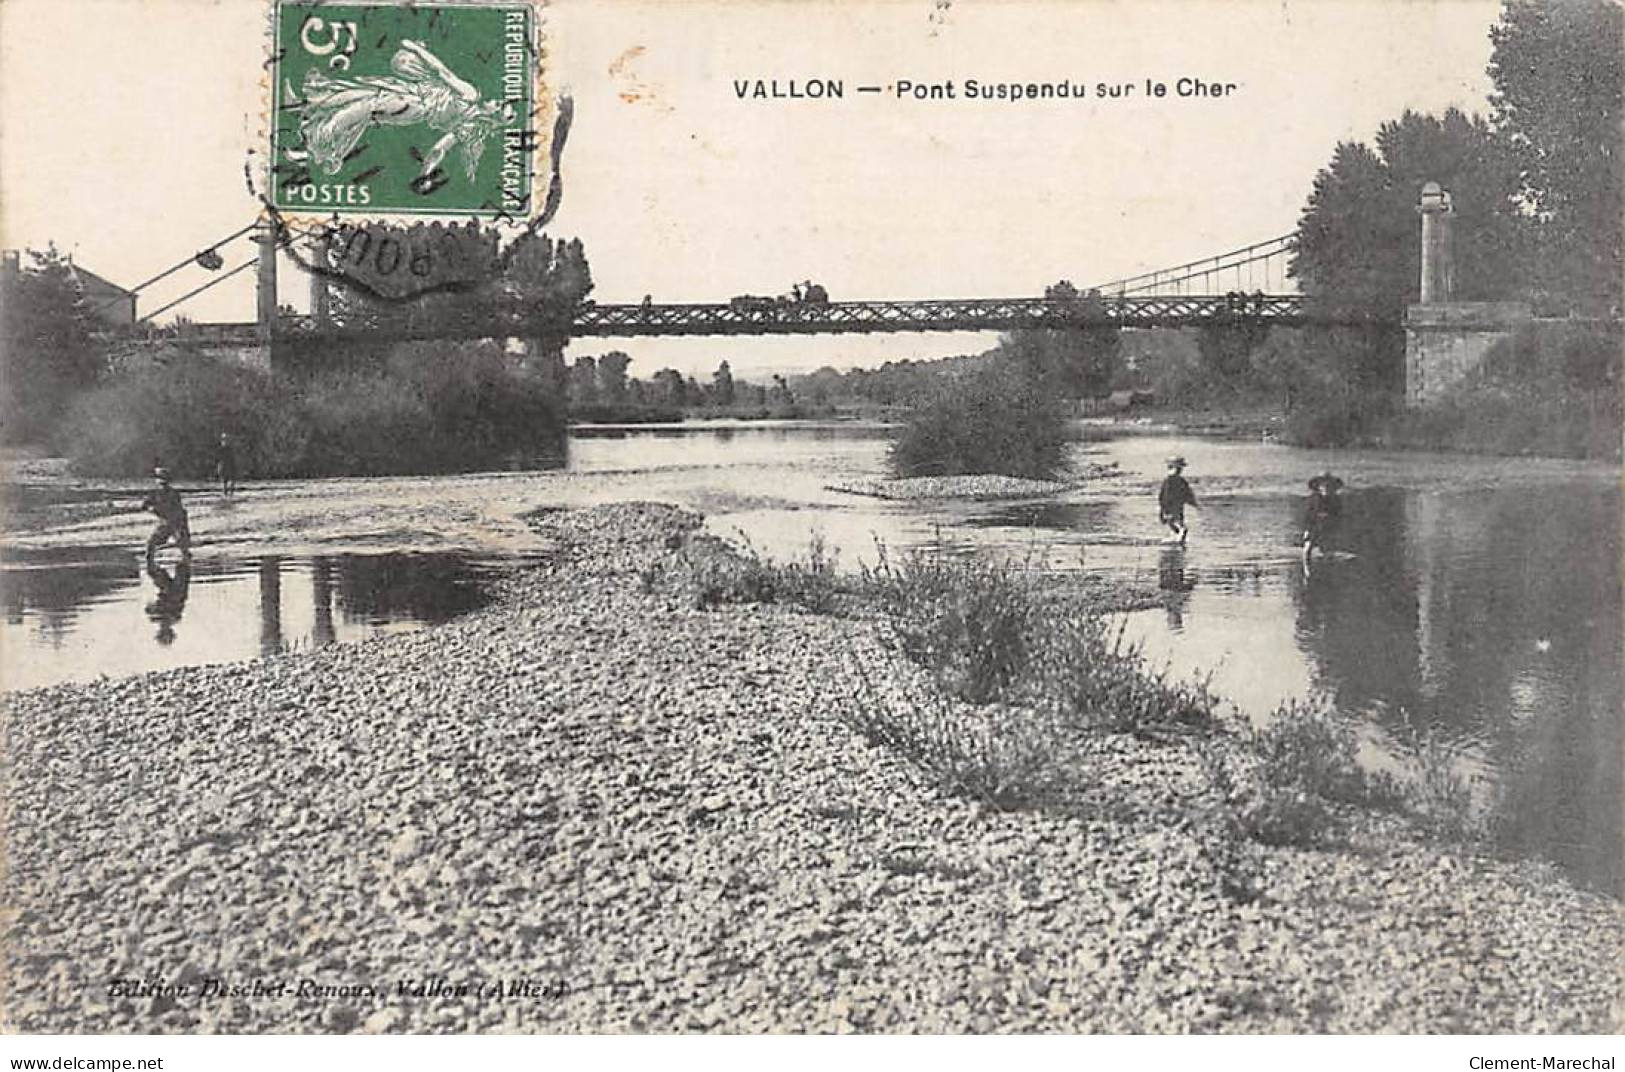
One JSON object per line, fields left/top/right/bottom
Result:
{"left": 1397, "top": 722, "right": 1485, "bottom": 845}
{"left": 860, "top": 545, "right": 1040, "bottom": 705}
{"left": 839, "top": 654, "right": 1061, "bottom": 810}
{"left": 681, "top": 531, "right": 840, "bottom": 614}
{"left": 1022, "top": 616, "right": 1218, "bottom": 736}
{"left": 1249, "top": 701, "right": 1401, "bottom": 808}
{"left": 862, "top": 543, "right": 1221, "bottom": 736}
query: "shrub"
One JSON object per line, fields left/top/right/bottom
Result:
{"left": 682, "top": 531, "right": 840, "bottom": 614}
{"left": 63, "top": 355, "right": 290, "bottom": 478}
{"left": 1237, "top": 786, "right": 1338, "bottom": 848}
{"left": 889, "top": 362, "right": 1069, "bottom": 480}
{"left": 1400, "top": 723, "right": 1485, "bottom": 844}
{"left": 1283, "top": 321, "right": 1622, "bottom": 460}
{"left": 1249, "top": 700, "right": 1398, "bottom": 807}
{"left": 839, "top": 653, "right": 1060, "bottom": 809}
{"left": 1023, "top": 616, "right": 1219, "bottom": 735}
{"left": 299, "top": 368, "right": 434, "bottom": 475}
{"left": 861, "top": 545, "right": 1040, "bottom": 705}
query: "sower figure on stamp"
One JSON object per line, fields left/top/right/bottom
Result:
{"left": 142, "top": 467, "right": 192, "bottom": 564}
{"left": 295, "top": 39, "right": 503, "bottom": 188}
{"left": 1158, "top": 456, "right": 1198, "bottom": 545}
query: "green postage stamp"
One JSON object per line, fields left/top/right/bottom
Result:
{"left": 269, "top": 1, "right": 543, "bottom": 219}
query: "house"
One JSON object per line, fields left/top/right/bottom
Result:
{"left": 2, "top": 249, "right": 138, "bottom": 327}
{"left": 65, "top": 259, "right": 137, "bottom": 327}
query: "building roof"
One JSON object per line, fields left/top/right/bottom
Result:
{"left": 66, "top": 262, "right": 134, "bottom": 298}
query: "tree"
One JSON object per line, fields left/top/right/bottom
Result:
{"left": 1, "top": 246, "right": 104, "bottom": 444}
{"left": 1292, "top": 109, "right": 1525, "bottom": 315}
{"left": 1489, "top": 0, "right": 1623, "bottom": 310}
{"left": 650, "top": 368, "right": 687, "bottom": 406}
{"left": 710, "top": 360, "right": 736, "bottom": 407}
{"left": 568, "top": 355, "right": 598, "bottom": 406}
{"left": 324, "top": 225, "right": 593, "bottom": 341}
{"left": 769, "top": 374, "right": 795, "bottom": 408}
{"left": 1000, "top": 281, "right": 1123, "bottom": 399}
{"left": 595, "top": 351, "right": 631, "bottom": 403}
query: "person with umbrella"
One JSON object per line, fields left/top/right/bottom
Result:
{"left": 1302, "top": 470, "right": 1346, "bottom": 561}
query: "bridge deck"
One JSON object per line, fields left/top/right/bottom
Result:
{"left": 163, "top": 293, "right": 1361, "bottom": 345}
{"left": 571, "top": 294, "right": 1307, "bottom": 336}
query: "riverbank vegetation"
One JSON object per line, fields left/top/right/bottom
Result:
{"left": 6, "top": 227, "right": 596, "bottom": 477}
{"left": 679, "top": 530, "right": 1488, "bottom": 866}
{"left": 896, "top": 2, "right": 1619, "bottom": 462}
{"left": 63, "top": 340, "right": 567, "bottom": 478}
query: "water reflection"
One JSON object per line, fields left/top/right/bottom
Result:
{"left": 969, "top": 499, "right": 1116, "bottom": 533}
{"left": 1130, "top": 479, "right": 1620, "bottom": 894}
{"left": 259, "top": 557, "right": 284, "bottom": 656}
{"left": 2, "top": 551, "right": 523, "bottom": 691}
{"left": 143, "top": 558, "right": 190, "bottom": 646}
{"left": 1156, "top": 546, "right": 1197, "bottom": 632}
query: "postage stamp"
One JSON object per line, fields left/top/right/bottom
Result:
{"left": 268, "top": 0, "right": 543, "bottom": 219}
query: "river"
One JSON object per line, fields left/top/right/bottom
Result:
{"left": 3, "top": 421, "right": 1619, "bottom": 894}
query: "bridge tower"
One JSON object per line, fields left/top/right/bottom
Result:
{"left": 1404, "top": 182, "right": 1530, "bottom": 405}
{"left": 255, "top": 219, "right": 278, "bottom": 342}
{"left": 1417, "top": 181, "right": 1454, "bottom": 303}
{"left": 309, "top": 232, "right": 331, "bottom": 328}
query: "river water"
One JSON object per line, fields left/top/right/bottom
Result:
{"left": 3, "top": 422, "right": 1620, "bottom": 894}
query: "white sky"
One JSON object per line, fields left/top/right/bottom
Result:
{"left": 0, "top": 0, "right": 1501, "bottom": 377}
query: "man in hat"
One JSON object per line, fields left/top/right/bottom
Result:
{"left": 1158, "top": 456, "right": 1198, "bottom": 544}
{"left": 142, "top": 467, "right": 192, "bottom": 563}
{"left": 1302, "top": 470, "right": 1345, "bottom": 560}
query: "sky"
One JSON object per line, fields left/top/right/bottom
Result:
{"left": 0, "top": 0, "right": 1503, "bottom": 377}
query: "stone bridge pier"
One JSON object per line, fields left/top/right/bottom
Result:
{"left": 1404, "top": 181, "right": 1530, "bottom": 406}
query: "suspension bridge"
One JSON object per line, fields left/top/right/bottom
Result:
{"left": 106, "top": 220, "right": 1341, "bottom": 344}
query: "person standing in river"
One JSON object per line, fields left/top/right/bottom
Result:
{"left": 1158, "top": 456, "right": 1198, "bottom": 545}
{"left": 214, "top": 432, "right": 238, "bottom": 498}
{"left": 142, "top": 468, "right": 192, "bottom": 563}
{"left": 1302, "top": 470, "right": 1346, "bottom": 561}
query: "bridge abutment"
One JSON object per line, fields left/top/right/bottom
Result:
{"left": 1404, "top": 301, "right": 1531, "bottom": 405}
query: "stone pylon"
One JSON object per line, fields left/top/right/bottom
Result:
{"left": 1417, "top": 181, "right": 1454, "bottom": 304}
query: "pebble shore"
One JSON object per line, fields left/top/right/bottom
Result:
{"left": 4, "top": 503, "right": 1620, "bottom": 1033}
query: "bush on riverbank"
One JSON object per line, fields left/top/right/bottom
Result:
{"left": 861, "top": 546, "right": 1042, "bottom": 705}
{"left": 889, "top": 362, "right": 1069, "bottom": 481}
{"left": 681, "top": 531, "right": 840, "bottom": 614}
{"left": 61, "top": 343, "right": 567, "bottom": 478}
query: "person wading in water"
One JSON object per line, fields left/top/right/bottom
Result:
{"left": 142, "top": 467, "right": 192, "bottom": 564}
{"left": 215, "top": 432, "right": 238, "bottom": 498}
{"left": 1302, "top": 470, "right": 1346, "bottom": 563}
{"left": 1158, "top": 456, "right": 1198, "bottom": 545}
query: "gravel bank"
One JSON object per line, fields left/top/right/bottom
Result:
{"left": 4, "top": 503, "right": 1620, "bottom": 1033}
{"left": 827, "top": 475, "right": 1071, "bottom": 500}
